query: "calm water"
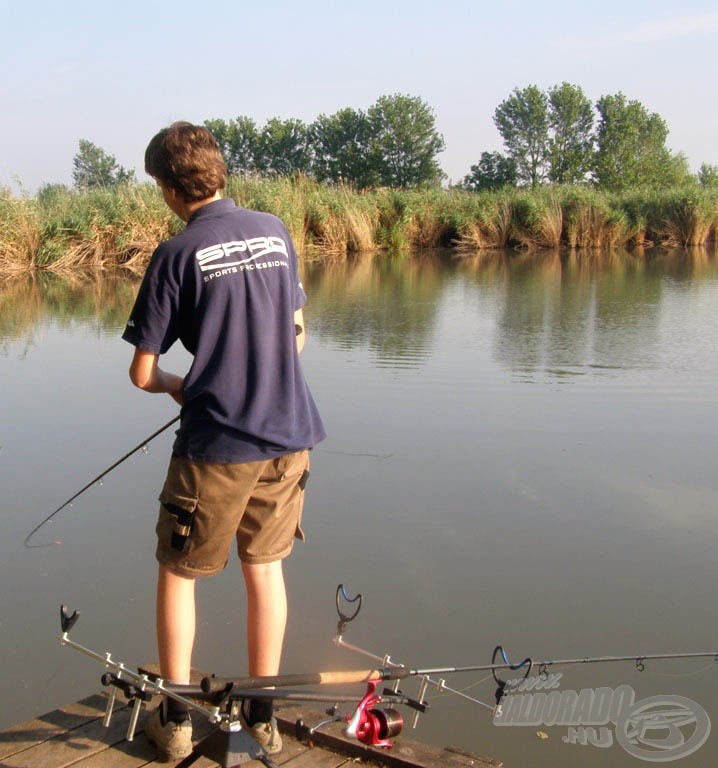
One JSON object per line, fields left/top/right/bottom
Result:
{"left": 1, "top": 248, "right": 717, "bottom": 767}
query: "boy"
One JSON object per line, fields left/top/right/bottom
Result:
{"left": 122, "top": 122, "right": 325, "bottom": 759}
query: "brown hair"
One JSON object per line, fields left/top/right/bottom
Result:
{"left": 144, "top": 121, "right": 227, "bottom": 202}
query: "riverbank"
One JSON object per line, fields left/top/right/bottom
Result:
{"left": 1, "top": 177, "right": 717, "bottom": 272}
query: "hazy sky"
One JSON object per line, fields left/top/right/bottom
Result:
{"left": 2, "top": 0, "right": 717, "bottom": 192}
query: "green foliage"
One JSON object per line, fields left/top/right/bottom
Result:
{"left": 256, "top": 117, "right": 312, "bottom": 176}
{"left": 311, "top": 107, "right": 376, "bottom": 187}
{"left": 36, "top": 182, "right": 72, "bottom": 204}
{"left": 593, "top": 93, "right": 686, "bottom": 191}
{"left": 205, "top": 116, "right": 312, "bottom": 176}
{"left": 366, "top": 94, "right": 445, "bottom": 188}
{"left": 493, "top": 85, "right": 549, "bottom": 188}
{"left": 547, "top": 83, "right": 594, "bottom": 184}
{"left": 486, "top": 84, "right": 691, "bottom": 193}
{"left": 698, "top": 163, "right": 718, "bottom": 189}
{"left": 206, "top": 94, "right": 444, "bottom": 190}
{"left": 203, "top": 117, "right": 260, "bottom": 175}
{"left": 491, "top": 82, "right": 594, "bottom": 186}
{"left": 461, "top": 151, "right": 517, "bottom": 191}
{"left": 71, "top": 140, "right": 135, "bottom": 190}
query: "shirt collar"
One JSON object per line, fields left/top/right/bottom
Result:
{"left": 187, "top": 197, "right": 236, "bottom": 225}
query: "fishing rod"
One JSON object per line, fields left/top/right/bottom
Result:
{"left": 24, "top": 414, "right": 180, "bottom": 549}
{"left": 331, "top": 585, "right": 718, "bottom": 714}
{"left": 58, "top": 587, "right": 718, "bottom": 757}
{"left": 59, "top": 605, "right": 423, "bottom": 757}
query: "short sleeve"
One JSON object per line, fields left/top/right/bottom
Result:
{"left": 122, "top": 247, "right": 180, "bottom": 354}
{"left": 283, "top": 226, "right": 306, "bottom": 312}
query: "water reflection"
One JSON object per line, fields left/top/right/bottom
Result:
{"left": 484, "top": 252, "right": 668, "bottom": 378}
{"left": 300, "top": 247, "right": 718, "bottom": 382}
{"left": 1, "top": 248, "right": 718, "bottom": 768}
{"left": 0, "top": 271, "right": 139, "bottom": 353}
{"left": 3, "top": 249, "right": 717, "bottom": 378}
{"left": 303, "top": 253, "right": 446, "bottom": 369}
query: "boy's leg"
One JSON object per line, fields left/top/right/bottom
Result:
{"left": 146, "top": 564, "right": 195, "bottom": 759}
{"left": 240, "top": 559, "right": 286, "bottom": 754}
{"left": 157, "top": 563, "right": 196, "bottom": 683}
{"left": 241, "top": 559, "right": 287, "bottom": 675}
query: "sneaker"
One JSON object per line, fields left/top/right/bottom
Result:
{"left": 239, "top": 699, "right": 282, "bottom": 755}
{"left": 245, "top": 716, "right": 282, "bottom": 755}
{"left": 144, "top": 706, "right": 193, "bottom": 761}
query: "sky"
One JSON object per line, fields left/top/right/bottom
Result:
{"left": 1, "top": 0, "right": 717, "bottom": 192}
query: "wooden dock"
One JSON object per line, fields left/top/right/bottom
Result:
{"left": 0, "top": 692, "right": 502, "bottom": 768}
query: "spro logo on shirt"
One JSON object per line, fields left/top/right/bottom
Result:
{"left": 196, "top": 237, "right": 290, "bottom": 282}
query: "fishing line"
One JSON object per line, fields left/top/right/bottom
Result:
{"left": 423, "top": 672, "right": 495, "bottom": 702}
{"left": 24, "top": 414, "right": 180, "bottom": 549}
{"left": 636, "top": 661, "right": 718, "bottom": 680}
{"left": 317, "top": 448, "right": 394, "bottom": 461}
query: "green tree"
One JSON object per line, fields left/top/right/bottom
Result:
{"left": 462, "top": 151, "right": 517, "bottom": 191}
{"left": 366, "top": 94, "right": 445, "bottom": 187}
{"left": 546, "top": 82, "right": 594, "bottom": 184}
{"left": 204, "top": 117, "right": 260, "bottom": 175}
{"left": 698, "top": 162, "right": 718, "bottom": 188}
{"left": 310, "top": 107, "right": 376, "bottom": 187}
{"left": 72, "top": 140, "right": 135, "bottom": 190}
{"left": 255, "top": 118, "right": 312, "bottom": 177}
{"left": 594, "top": 93, "right": 685, "bottom": 190}
{"left": 494, "top": 85, "right": 549, "bottom": 188}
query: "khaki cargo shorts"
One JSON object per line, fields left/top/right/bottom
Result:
{"left": 155, "top": 451, "right": 309, "bottom": 577}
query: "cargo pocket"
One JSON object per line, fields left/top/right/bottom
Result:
{"left": 158, "top": 492, "right": 198, "bottom": 553}
{"left": 294, "top": 467, "right": 310, "bottom": 543}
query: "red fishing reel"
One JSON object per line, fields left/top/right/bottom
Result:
{"left": 345, "top": 679, "right": 404, "bottom": 748}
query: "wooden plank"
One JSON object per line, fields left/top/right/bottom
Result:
{"left": 62, "top": 732, "right": 155, "bottom": 768}
{"left": 178, "top": 743, "right": 349, "bottom": 768}
{"left": 278, "top": 749, "right": 351, "bottom": 767}
{"left": 275, "top": 704, "right": 503, "bottom": 768}
{"left": 254, "top": 736, "right": 310, "bottom": 765}
{"left": 67, "top": 711, "right": 216, "bottom": 768}
{"left": 0, "top": 702, "right": 134, "bottom": 768}
{"left": 63, "top": 706, "right": 334, "bottom": 768}
{"left": 0, "top": 695, "right": 107, "bottom": 761}
{"left": 0, "top": 689, "right": 502, "bottom": 768}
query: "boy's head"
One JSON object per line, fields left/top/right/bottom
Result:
{"left": 145, "top": 122, "right": 227, "bottom": 202}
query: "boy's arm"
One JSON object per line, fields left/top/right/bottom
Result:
{"left": 129, "top": 348, "right": 184, "bottom": 405}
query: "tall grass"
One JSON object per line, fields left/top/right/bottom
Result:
{"left": 0, "top": 189, "right": 42, "bottom": 273}
{"left": 1, "top": 183, "right": 178, "bottom": 274}
{"left": 561, "top": 187, "right": 632, "bottom": 249}
{"left": 2, "top": 179, "right": 717, "bottom": 273}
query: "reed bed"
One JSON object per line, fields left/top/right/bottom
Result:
{"left": 560, "top": 187, "right": 633, "bottom": 249}
{"left": 2, "top": 179, "right": 717, "bottom": 273}
{"left": 453, "top": 190, "right": 514, "bottom": 251}
{"left": 1, "top": 184, "right": 177, "bottom": 274}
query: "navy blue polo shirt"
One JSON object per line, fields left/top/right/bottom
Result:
{"left": 122, "top": 198, "right": 325, "bottom": 462}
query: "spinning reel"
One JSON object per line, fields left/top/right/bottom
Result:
{"left": 346, "top": 679, "right": 404, "bottom": 748}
